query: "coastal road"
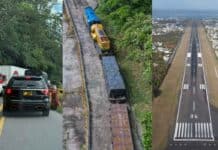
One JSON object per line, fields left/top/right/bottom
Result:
{"left": 168, "top": 23, "right": 218, "bottom": 149}
{"left": 0, "top": 97, "right": 62, "bottom": 150}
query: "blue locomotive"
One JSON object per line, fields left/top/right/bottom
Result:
{"left": 84, "top": 6, "right": 110, "bottom": 51}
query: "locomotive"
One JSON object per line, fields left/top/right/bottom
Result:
{"left": 84, "top": 6, "right": 110, "bottom": 52}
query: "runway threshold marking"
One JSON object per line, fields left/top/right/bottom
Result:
{"left": 0, "top": 104, "right": 5, "bottom": 136}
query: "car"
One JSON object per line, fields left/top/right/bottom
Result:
{"left": 2, "top": 76, "right": 50, "bottom": 116}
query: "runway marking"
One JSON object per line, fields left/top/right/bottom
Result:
{"left": 199, "top": 84, "right": 206, "bottom": 90}
{"left": 198, "top": 52, "right": 202, "bottom": 58}
{"left": 174, "top": 122, "right": 213, "bottom": 141}
{"left": 193, "top": 101, "right": 196, "bottom": 112}
{"left": 0, "top": 104, "right": 5, "bottom": 136}
{"left": 183, "top": 84, "right": 189, "bottom": 90}
{"left": 174, "top": 28, "right": 214, "bottom": 142}
{"left": 198, "top": 63, "right": 203, "bottom": 67}
{"left": 198, "top": 31, "right": 214, "bottom": 141}
{"left": 214, "top": 67, "right": 218, "bottom": 78}
{"left": 187, "top": 52, "right": 191, "bottom": 57}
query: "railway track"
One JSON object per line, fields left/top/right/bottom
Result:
{"left": 64, "top": 0, "right": 135, "bottom": 149}
{"left": 72, "top": 0, "right": 88, "bottom": 9}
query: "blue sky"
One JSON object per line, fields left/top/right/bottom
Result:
{"left": 153, "top": 0, "right": 218, "bottom": 10}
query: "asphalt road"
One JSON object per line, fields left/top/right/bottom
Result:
{"left": 0, "top": 97, "right": 63, "bottom": 150}
{"left": 168, "top": 23, "right": 218, "bottom": 149}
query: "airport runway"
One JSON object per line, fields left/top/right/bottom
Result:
{"left": 168, "top": 23, "right": 218, "bottom": 150}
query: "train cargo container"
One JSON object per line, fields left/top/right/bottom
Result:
{"left": 110, "top": 104, "right": 134, "bottom": 150}
{"left": 102, "top": 56, "right": 126, "bottom": 102}
{"left": 0, "top": 65, "right": 26, "bottom": 94}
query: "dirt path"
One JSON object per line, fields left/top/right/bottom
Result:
{"left": 153, "top": 26, "right": 191, "bottom": 150}
{"left": 198, "top": 24, "right": 218, "bottom": 108}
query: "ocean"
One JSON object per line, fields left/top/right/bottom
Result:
{"left": 153, "top": 9, "right": 218, "bottom": 19}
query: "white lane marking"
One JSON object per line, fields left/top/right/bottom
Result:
{"left": 193, "top": 101, "right": 196, "bottom": 112}
{"left": 187, "top": 63, "right": 191, "bottom": 67}
{"left": 215, "top": 67, "right": 218, "bottom": 78}
{"left": 190, "top": 123, "right": 193, "bottom": 138}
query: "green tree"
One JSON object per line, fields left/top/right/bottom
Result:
{"left": 0, "top": 0, "right": 62, "bottom": 85}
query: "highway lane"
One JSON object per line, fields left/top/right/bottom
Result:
{"left": 0, "top": 97, "right": 63, "bottom": 150}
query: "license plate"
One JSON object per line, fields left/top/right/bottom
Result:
{"left": 23, "top": 91, "right": 32, "bottom": 96}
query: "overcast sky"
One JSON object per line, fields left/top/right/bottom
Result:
{"left": 153, "top": 0, "right": 218, "bottom": 10}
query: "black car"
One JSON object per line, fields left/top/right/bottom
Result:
{"left": 3, "top": 76, "right": 50, "bottom": 116}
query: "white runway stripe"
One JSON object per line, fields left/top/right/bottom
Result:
{"left": 209, "top": 123, "right": 213, "bottom": 138}
{"left": 184, "top": 123, "right": 187, "bottom": 137}
{"left": 181, "top": 123, "right": 184, "bottom": 138}
{"left": 206, "top": 123, "right": 209, "bottom": 138}
{"left": 174, "top": 123, "right": 178, "bottom": 138}
{"left": 174, "top": 122, "right": 213, "bottom": 140}
{"left": 195, "top": 123, "right": 197, "bottom": 138}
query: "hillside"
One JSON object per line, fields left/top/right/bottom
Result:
{"left": 96, "top": 0, "right": 152, "bottom": 149}
{"left": 0, "top": 0, "right": 62, "bottom": 85}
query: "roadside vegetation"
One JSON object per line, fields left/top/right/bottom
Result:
{"left": 0, "top": 0, "right": 62, "bottom": 85}
{"left": 153, "top": 31, "right": 183, "bottom": 96}
{"left": 96, "top": 0, "right": 152, "bottom": 149}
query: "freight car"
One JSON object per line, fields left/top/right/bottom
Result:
{"left": 84, "top": 6, "right": 110, "bottom": 52}
{"left": 110, "top": 104, "right": 134, "bottom": 150}
{"left": 102, "top": 56, "right": 127, "bottom": 102}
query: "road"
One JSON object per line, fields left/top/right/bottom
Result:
{"left": 0, "top": 97, "right": 62, "bottom": 150}
{"left": 168, "top": 23, "right": 218, "bottom": 150}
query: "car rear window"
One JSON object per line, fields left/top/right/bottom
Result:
{"left": 9, "top": 78, "right": 46, "bottom": 89}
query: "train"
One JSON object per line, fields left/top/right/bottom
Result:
{"left": 83, "top": 6, "right": 133, "bottom": 149}
{"left": 102, "top": 56, "right": 127, "bottom": 102}
{"left": 84, "top": 6, "right": 110, "bottom": 52}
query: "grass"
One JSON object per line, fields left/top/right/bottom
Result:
{"left": 117, "top": 52, "right": 152, "bottom": 127}
{"left": 153, "top": 27, "right": 191, "bottom": 150}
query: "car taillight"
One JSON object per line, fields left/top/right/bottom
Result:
{"left": 6, "top": 88, "right": 12, "bottom": 95}
{"left": 25, "top": 76, "right": 31, "bottom": 80}
{"left": 42, "top": 89, "right": 49, "bottom": 96}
